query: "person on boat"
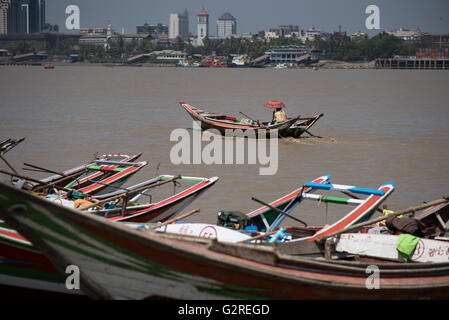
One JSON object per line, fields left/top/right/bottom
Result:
{"left": 379, "top": 205, "right": 402, "bottom": 226}
{"left": 73, "top": 197, "right": 100, "bottom": 209}
{"left": 272, "top": 107, "right": 287, "bottom": 124}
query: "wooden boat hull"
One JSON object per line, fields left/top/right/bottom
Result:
{"left": 0, "top": 176, "right": 217, "bottom": 297}
{"left": 1, "top": 181, "right": 449, "bottom": 300}
{"left": 27, "top": 152, "right": 143, "bottom": 191}
{"left": 180, "top": 102, "right": 298, "bottom": 137}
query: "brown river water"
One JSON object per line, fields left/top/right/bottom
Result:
{"left": 1, "top": 65, "right": 448, "bottom": 226}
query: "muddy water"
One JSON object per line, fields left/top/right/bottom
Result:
{"left": 1, "top": 65, "right": 448, "bottom": 226}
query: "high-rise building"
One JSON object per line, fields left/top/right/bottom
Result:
{"left": 7, "top": 0, "right": 22, "bottom": 33}
{"left": 169, "top": 9, "right": 188, "bottom": 40}
{"left": 216, "top": 12, "right": 236, "bottom": 38}
{"left": 28, "top": 0, "right": 44, "bottom": 33}
{"left": 0, "top": 0, "right": 10, "bottom": 35}
{"left": 21, "top": 0, "right": 29, "bottom": 33}
{"left": 197, "top": 9, "right": 209, "bottom": 46}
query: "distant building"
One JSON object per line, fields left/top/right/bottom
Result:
{"left": 43, "top": 22, "right": 58, "bottom": 32}
{"left": 136, "top": 23, "right": 168, "bottom": 39}
{"left": 351, "top": 31, "right": 367, "bottom": 39}
{"left": 428, "top": 34, "right": 449, "bottom": 48}
{"left": 197, "top": 9, "right": 209, "bottom": 46}
{"left": 216, "top": 12, "right": 236, "bottom": 38}
{"left": 304, "top": 26, "right": 321, "bottom": 40}
{"left": 266, "top": 45, "right": 314, "bottom": 64}
{"left": 385, "top": 28, "right": 423, "bottom": 41}
{"left": 7, "top": 0, "right": 22, "bottom": 33}
{"left": 279, "top": 25, "right": 299, "bottom": 37}
{"left": 0, "top": 0, "right": 9, "bottom": 35}
{"left": 79, "top": 23, "right": 149, "bottom": 49}
{"left": 169, "top": 9, "right": 188, "bottom": 40}
{"left": 264, "top": 31, "right": 279, "bottom": 40}
{"left": 0, "top": 0, "right": 44, "bottom": 34}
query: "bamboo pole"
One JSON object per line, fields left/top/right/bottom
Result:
{"left": 236, "top": 230, "right": 278, "bottom": 244}
{"left": 32, "top": 169, "right": 89, "bottom": 193}
{"left": 251, "top": 196, "right": 307, "bottom": 227}
{"left": 0, "top": 155, "right": 18, "bottom": 174}
{"left": 148, "top": 208, "right": 200, "bottom": 231}
{"left": 315, "top": 195, "right": 449, "bottom": 243}
{"left": 0, "top": 169, "right": 69, "bottom": 192}
{"left": 80, "top": 175, "right": 181, "bottom": 211}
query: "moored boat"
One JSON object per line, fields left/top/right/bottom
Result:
{"left": 1, "top": 180, "right": 449, "bottom": 300}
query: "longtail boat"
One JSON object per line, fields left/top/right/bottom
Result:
{"left": 18, "top": 152, "right": 143, "bottom": 192}
{"left": 180, "top": 102, "right": 322, "bottom": 138}
{"left": 1, "top": 180, "right": 449, "bottom": 300}
{"left": 45, "top": 175, "right": 218, "bottom": 223}
{"left": 0, "top": 174, "right": 217, "bottom": 298}
{"left": 152, "top": 176, "right": 394, "bottom": 243}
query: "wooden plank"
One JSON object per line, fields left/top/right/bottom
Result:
{"left": 335, "top": 233, "right": 449, "bottom": 263}
{"left": 274, "top": 240, "right": 323, "bottom": 255}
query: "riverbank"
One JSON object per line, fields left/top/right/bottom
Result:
{"left": 314, "top": 60, "right": 376, "bottom": 69}
{"left": 0, "top": 59, "right": 378, "bottom": 69}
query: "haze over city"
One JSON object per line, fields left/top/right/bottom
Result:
{"left": 46, "top": 0, "right": 449, "bottom": 36}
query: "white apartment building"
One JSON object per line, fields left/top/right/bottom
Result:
{"left": 216, "top": 12, "right": 236, "bottom": 38}
{"left": 169, "top": 9, "right": 189, "bottom": 40}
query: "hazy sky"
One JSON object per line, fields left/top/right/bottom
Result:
{"left": 46, "top": 0, "right": 449, "bottom": 36}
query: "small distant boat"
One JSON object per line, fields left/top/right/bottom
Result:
{"left": 274, "top": 63, "right": 288, "bottom": 69}
{"left": 43, "top": 63, "right": 54, "bottom": 69}
{"left": 199, "top": 56, "right": 228, "bottom": 67}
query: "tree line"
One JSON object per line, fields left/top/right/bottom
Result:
{"left": 3, "top": 32, "right": 435, "bottom": 62}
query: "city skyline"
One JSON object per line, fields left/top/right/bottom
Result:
{"left": 45, "top": 0, "right": 449, "bottom": 37}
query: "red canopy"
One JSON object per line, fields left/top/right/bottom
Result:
{"left": 264, "top": 100, "right": 286, "bottom": 109}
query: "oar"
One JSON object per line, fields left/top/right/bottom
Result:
{"left": 315, "top": 195, "right": 449, "bottom": 243}
{"left": 148, "top": 208, "right": 200, "bottom": 231}
{"left": 239, "top": 112, "right": 263, "bottom": 127}
{"left": 251, "top": 196, "right": 307, "bottom": 227}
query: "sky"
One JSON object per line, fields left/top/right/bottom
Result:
{"left": 46, "top": 0, "right": 449, "bottom": 36}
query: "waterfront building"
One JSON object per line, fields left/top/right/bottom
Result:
{"left": 169, "top": 9, "right": 188, "bottom": 40}
{"left": 80, "top": 24, "right": 149, "bottom": 48}
{"left": 216, "top": 12, "right": 236, "bottom": 38}
{"left": 265, "top": 45, "right": 312, "bottom": 64}
{"left": 196, "top": 9, "right": 209, "bottom": 46}
{"left": 385, "top": 28, "right": 423, "bottom": 41}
